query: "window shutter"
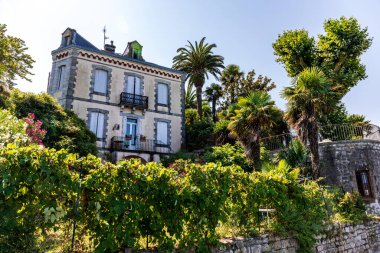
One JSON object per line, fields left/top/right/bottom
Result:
{"left": 157, "top": 122, "right": 168, "bottom": 145}
{"left": 158, "top": 83, "right": 168, "bottom": 105}
{"left": 94, "top": 70, "right": 108, "bottom": 93}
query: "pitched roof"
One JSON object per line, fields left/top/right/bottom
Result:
{"left": 53, "top": 28, "right": 185, "bottom": 75}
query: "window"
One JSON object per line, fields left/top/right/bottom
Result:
{"left": 94, "top": 69, "right": 108, "bottom": 94}
{"left": 356, "top": 170, "right": 373, "bottom": 198}
{"left": 57, "top": 65, "right": 65, "bottom": 89}
{"left": 125, "top": 118, "right": 138, "bottom": 145}
{"left": 156, "top": 121, "right": 168, "bottom": 145}
{"left": 157, "top": 83, "right": 168, "bottom": 105}
{"left": 126, "top": 76, "right": 141, "bottom": 95}
{"left": 89, "top": 112, "right": 105, "bottom": 140}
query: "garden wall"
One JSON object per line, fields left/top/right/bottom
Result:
{"left": 218, "top": 220, "right": 380, "bottom": 253}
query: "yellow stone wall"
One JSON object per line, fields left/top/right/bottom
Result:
{"left": 50, "top": 48, "right": 184, "bottom": 154}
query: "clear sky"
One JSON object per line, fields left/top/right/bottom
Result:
{"left": 1, "top": 0, "right": 379, "bottom": 124}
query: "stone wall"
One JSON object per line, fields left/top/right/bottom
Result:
{"left": 319, "top": 140, "right": 380, "bottom": 207}
{"left": 218, "top": 220, "right": 380, "bottom": 253}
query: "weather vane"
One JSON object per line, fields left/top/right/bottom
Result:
{"left": 103, "top": 26, "right": 109, "bottom": 47}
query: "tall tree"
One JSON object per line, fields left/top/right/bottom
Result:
{"left": 273, "top": 16, "right": 372, "bottom": 107}
{"left": 282, "top": 67, "right": 334, "bottom": 179}
{"left": 228, "top": 92, "right": 277, "bottom": 171}
{"left": 173, "top": 37, "right": 224, "bottom": 117}
{"left": 239, "top": 69, "right": 276, "bottom": 97}
{"left": 204, "top": 83, "right": 223, "bottom": 122}
{"left": 220, "top": 64, "right": 244, "bottom": 105}
{"left": 0, "top": 24, "right": 34, "bottom": 95}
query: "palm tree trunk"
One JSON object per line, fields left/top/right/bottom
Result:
{"left": 212, "top": 98, "right": 216, "bottom": 122}
{"left": 195, "top": 85, "right": 203, "bottom": 118}
{"left": 309, "top": 121, "right": 320, "bottom": 179}
{"left": 251, "top": 138, "right": 261, "bottom": 171}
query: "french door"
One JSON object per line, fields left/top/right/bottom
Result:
{"left": 124, "top": 118, "right": 138, "bottom": 145}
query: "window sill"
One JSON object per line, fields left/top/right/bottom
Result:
{"left": 157, "top": 103, "right": 169, "bottom": 107}
{"left": 92, "top": 91, "right": 108, "bottom": 96}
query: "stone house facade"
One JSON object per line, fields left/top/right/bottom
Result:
{"left": 47, "top": 28, "right": 185, "bottom": 162}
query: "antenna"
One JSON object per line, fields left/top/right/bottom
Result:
{"left": 103, "top": 26, "right": 109, "bottom": 47}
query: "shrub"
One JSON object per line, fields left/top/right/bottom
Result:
{"left": 4, "top": 89, "right": 97, "bottom": 156}
{"left": 336, "top": 191, "right": 367, "bottom": 223}
{"left": 203, "top": 143, "right": 251, "bottom": 171}
{"left": 186, "top": 118, "right": 214, "bottom": 151}
{"left": 0, "top": 109, "right": 29, "bottom": 148}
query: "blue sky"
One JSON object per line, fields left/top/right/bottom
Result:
{"left": 1, "top": 0, "right": 379, "bottom": 124}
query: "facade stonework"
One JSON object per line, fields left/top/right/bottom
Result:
{"left": 319, "top": 140, "right": 380, "bottom": 211}
{"left": 48, "top": 28, "right": 185, "bottom": 161}
{"left": 217, "top": 221, "right": 380, "bottom": 253}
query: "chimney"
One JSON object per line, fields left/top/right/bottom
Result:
{"left": 104, "top": 40, "right": 116, "bottom": 53}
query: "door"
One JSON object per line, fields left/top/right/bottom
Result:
{"left": 124, "top": 118, "right": 138, "bottom": 146}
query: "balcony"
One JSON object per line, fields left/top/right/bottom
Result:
{"left": 111, "top": 136, "right": 172, "bottom": 154}
{"left": 120, "top": 92, "right": 148, "bottom": 109}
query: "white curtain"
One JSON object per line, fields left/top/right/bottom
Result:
{"left": 157, "top": 121, "right": 168, "bottom": 145}
{"left": 94, "top": 70, "right": 108, "bottom": 93}
{"left": 126, "top": 76, "right": 141, "bottom": 95}
{"left": 89, "top": 112, "right": 105, "bottom": 139}
{"left": 157, "top": 83, "right": 168, "bottom": 105}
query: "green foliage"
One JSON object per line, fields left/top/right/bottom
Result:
{"left": 0, "top": 24, "right": 34, "bottom": 92}
{"left": 213, "top": 119, "right": 233, "bottom": 145}
{"left": 275, "top": 139, "right": 310, "bottom": 174}
{"left": 0, "top": 109, "right": 29, "bottom": 148}
{"left": 185, "top": 82, "right": 197, "bottom": 109}
{"left": 203, "top": 143, "right": 251, "bottom": 171}
{"left": 336, "top": 192, "right": 367, "bottom": 223}
{"left": 228, "top": 92, "right": 278, "bottom": 170}
{"left": 3, "top": 89, "right": 97, "bottom": 156}
{"left": 0, "top": 111, "right": 369, "bottom": 253}
{"left": 185, "top": 109, "right": 214, "bottom": 150}
{"left": 173, "top": 37, "right": 224, "bottom": 117}
{"left": 160, "top": 152, "right": 197, "bottom": 167}
{"left": 273, "top": 17, "right": 372, "bottom": 100}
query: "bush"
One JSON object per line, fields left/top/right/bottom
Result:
{"left": 203, "top": 143, "right": 251, "bottom": 171}
{"left": 0, "top": 115, "right": 369, "bottom": 253}
{"left": 186, "top": 118, "right": 214, "bottom": 151}
{"left": 0, "top": 109, "right": 29, "bottom": 148}
{"left": 3, "top": 89, "right": 97, "bottom": 156}
{"left": 336, "top": 192, "right": 367, "bottom": 223}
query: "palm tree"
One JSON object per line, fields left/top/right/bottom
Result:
{"left": 228, "top": 92, "right": 277, "bottom": 171}
{"left": 185, "top": 82, "right": 196, "bottom": 109}
{"left": 173, "top": 37, "right": 224, "bottom": 118}
{"left": 220, "top": 64, "right": 244, "bottom": 105}
{"left": 204, "top": 83, "right": 223, "bottom": 122}
{"left": 281, "top": 67, "right": 334, "bottom": 179}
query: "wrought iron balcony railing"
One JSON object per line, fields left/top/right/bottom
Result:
{"left": 120, "top": 92, "right": 148, "bottom": 109}
{"left": 111, "top": 136, "right": 172, "bottom": 154}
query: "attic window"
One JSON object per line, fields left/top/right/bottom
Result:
{"left": 64, "top": 35, "right": 71, "bottom": 46}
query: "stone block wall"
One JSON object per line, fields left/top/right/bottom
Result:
{"left": 218, "top": 220, "right": 380, "bottom": 253}
{"left": 319, "top": 140, "right": 380, "bottom": 206}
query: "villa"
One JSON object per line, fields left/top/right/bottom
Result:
{"left": 47, "top": 28, "right": 186, "bottom": 162}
